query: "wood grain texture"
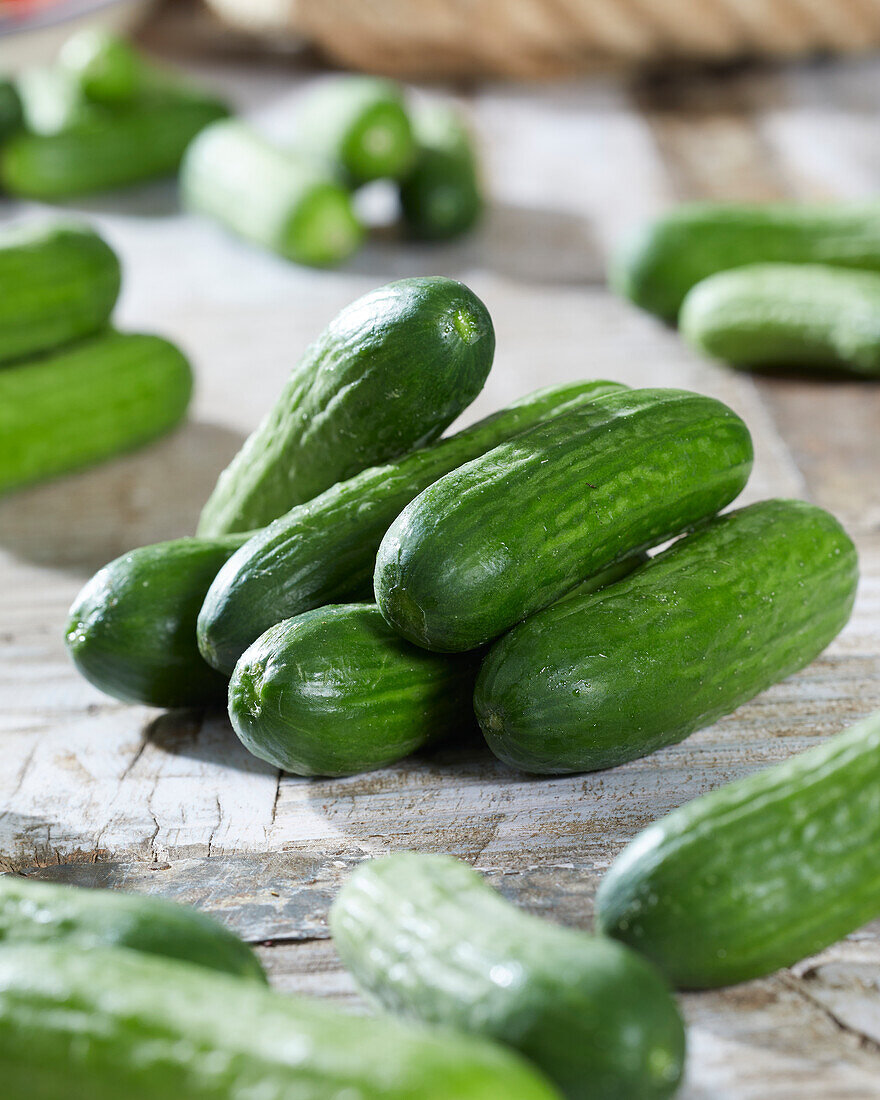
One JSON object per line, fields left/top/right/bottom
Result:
{"left": 1, "top": 9, "right": 879, "bottom": 1095}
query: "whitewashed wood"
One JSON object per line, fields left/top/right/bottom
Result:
{"left": 1, "top": 11, "right": 880, "bottom": 1095}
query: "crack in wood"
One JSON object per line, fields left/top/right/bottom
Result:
{"left": 779, "top": 972, "right": 880, "bottom": 1059}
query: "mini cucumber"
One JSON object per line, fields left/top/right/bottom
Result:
{"left": 476, "top": 500, "right": 858, "bottom": 775}
{"left": 181, "top": 120, "right": 363, "bottom": 267}
{"left": 66, "top": 534, "right": 251, "bottom": 709}
{"left": 1, "top": 96, "right": 228, "bottom": 198}
{"left": 596, "top": 711, "right": 880, "bottom": 989}
{"left": 199, "top": 380, "right": 628, "bottom": 676}
{"left": 0, "top": 220, "right": 120, "bottom": 365}
{"left": 225, "top": 560, "right": 637, "bottom": 778}
{"left": 59, "top": 28, "right": 143, "bottom": 103}
{"left": 0, "top": 331, "right": 192, "bottom": 495}
{"left": 331, "top": 852, "right": 685, "bottom": 1100}
{"left": 612, "top": 200, "right": 880, "bottom": 321}
{"left": 228, "top": 603, "right": 478, "bottom": 777}
{"left": 296, "top": 75, "right": 415, "bottom": 184}
{"left": 0, "top": 876, "right": 265, "bottom": 982}
{"left": 680, "top": 262, "right": 880, "bottom": 375}
{"left": 0, "top": 943, "right": 561, "bottom": 1100}
{"left": 400, "top": 101, "right": 482, "bottom": 240}
{"left": 197, "top": 277, "right": 495, "bottom": 536}
{"left": 375, "top": 387, "right": 753, "bottom": 653}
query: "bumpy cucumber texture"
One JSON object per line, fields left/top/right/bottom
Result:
{"left": 66, "top": 534, "right": 250, "bottom": 708}
{"left": 375, "top": 387, "right": 753, "bottom": 652}
{"left": 198, "top": 380, "right": 628, "bottom": 676}
{"left": 475, "top": 499, "right": 858, "bottom": 774}
{"left": 331, "top": 852, "right": 685, "bottom": 1100}
{"left": 228, "top": 603, "right": 478, "bottom": 777}
{"left": 596, "top": 710, "right": 880, "bottom": 989}
{"left": 197, "top": 277, "right": 495, "bottom": 536}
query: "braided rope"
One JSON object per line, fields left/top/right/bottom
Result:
{"left": 207, "top": 0, "right": 880, "bottom": 76}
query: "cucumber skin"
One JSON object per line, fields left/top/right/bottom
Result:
{"left": 400, "top": 102, "right": 482, "bottom": 240}
{"left": 612, "top": 201, "right": 880, "bottom": 321}
{"left": 681, "top": 263, "right": 880, "bottom": 375}
{"left": 228, "top": 603, "right": 478, "bottom": 777}
{"left": 1, "top": 97, "right": 228, "bottom": 198}
{"left": 0, "top": 944, "right": 560, "bottom": 1100}
{"left": 296, "top": 75, "right": 416, "bottom": 184}
{"left": 0, "top": 876, "right": 265, "bottom": 982}
{"left": 197, "top": 277, "right": 495, "bottom": 536}
{"left": 0, "top": 79, "right": 22, "bottom": 141}
{"left": 331, "top": 853, "right": 685, "bottom": 1100}
{"left": 476, "top": 500, "right": 858, "bottom": 776}
{"left": 375, "top": 387, "right": 754, "bottom": 653}
{"left": 596, "top": 711, "right": 880, "bottom": 989}
{"left": 225, "top": 560, "right": 638, "bottom": 778}
{"left": 0, "top": 331, "right": 192, "bottom": 495}
{"left": 199, "top": 380, "right": 628, "bottom": 676}
{"left": 67, "top": 534, "right": 249, "bottom": 708}
{"left": 181, "top": 121, "right": 363, "bottom": 267}
{"left": 0, "top": 221, "right": 120, "bottom": 365}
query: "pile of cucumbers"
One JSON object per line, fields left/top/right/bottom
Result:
{"left": 0, "top": 30, "right": 229, "bottom": 198}
{"left": 613, "top": 200, "right": 880, "bottom": 375}
{"left": 181, "top": 75, "right": 483, "bottom": 265}
{"left": 67, "top": 273, "right": 858, "bottom": 782}
{"left": 0, "top": 220, "right": 192, "bottom": 495}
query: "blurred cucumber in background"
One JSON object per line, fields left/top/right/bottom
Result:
{"left": 0, "top": 27, "right": 229, "bottom": 198}
{"left": 180, "top": 120, "right": 364, "bottom": 267}
{"left": 0, "top": 218, "right": 192, "bottom": 495}
{"left": 0, "top": 26, "right": 484, "bottom": 265}
{"left": 184, "top": 75, "right": 485, "bottom": 266}
{"left": 400, "top": 100, "right": 483, "bottom": 241}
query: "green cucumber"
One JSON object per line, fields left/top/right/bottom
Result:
{"left": 197, "top": 276, "right": 495, "bottom": 537}
{"left": 596, "top": 710, "right": 880, "bottom": 989}
{"left": 225, "top": 560, "right": 639, "bottom": 778}
{"left": 476, "top": 499, "right": 858, "bottom": 776}
{"left": 66, "top": 534, "right": 251, "bottom": 708}
{"left": 612, "top": 200, "right": 880, "bottom": 321}
{"left": 0, "top": 78, "right": 22, "bottom": 142}
{"left": 296, "top": 75, "right": 415, "bottom": 184}
{"left": 181, "top": 120, "right": 363, "bottom": 267}
{"left": 375, "top": 387, "right": 753, "bottom": 653}
{"left": 400, "top": 101, "right": 482, "bottom": 240}
{"left": 0, "top": 331, "right": 192, "bottom": 495}
{"left": 331, "top": 852, "right": 685, "bottom": 1100}
{"left": 228, "top": 603, "right": 477, "bottom": 777}
{"left": 1, "top": 96, "right": 228, "bottom": 198}
{"left": 58, "top": 28, "right": 228, "bottom": 109}
{"left": 59, "top": 28, "right": 143, "bottom": 103}
{"left": 0, "top": 876, "right": 264, "bottom": 982}
{"left": 0, "top": 220, "right": 120, "bottom": 365}
{"left": 199, "top": 380, "right": 628, "bottom": 676}
{"left": 680, "top": 262, "right": 880, "bottom": 375}
{"left": 0, "top": 943, "right": 560, "bottom": 1100}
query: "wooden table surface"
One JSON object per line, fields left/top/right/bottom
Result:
{"left": 2, "top": 7, "right": 880, "bottom": 1096}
